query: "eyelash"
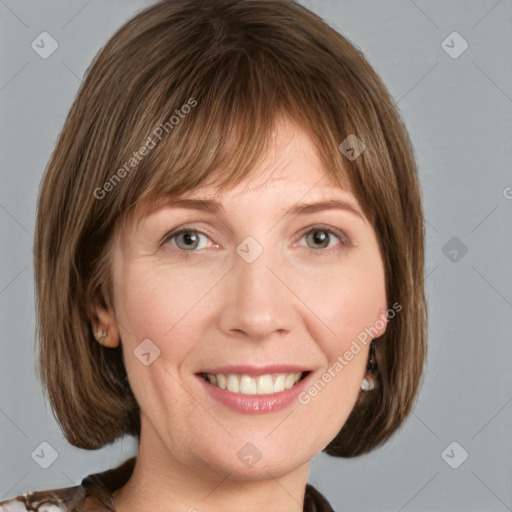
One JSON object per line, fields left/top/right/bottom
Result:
{"left": 161, "top": 225, "right": 351, "bottom": 259}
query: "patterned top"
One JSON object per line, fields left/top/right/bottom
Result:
{"left": 0, "top": 456, "right": 334, "bottom": 511}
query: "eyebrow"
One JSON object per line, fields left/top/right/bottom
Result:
{"left": 157, "top": 197, "right": 364, "bottom": 219}
{"left": 288, "top": 199, "right": 364, "bottom": 219}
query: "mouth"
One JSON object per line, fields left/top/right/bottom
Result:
{"left": 198, "top": 371, "right": 310, "bottom": 395}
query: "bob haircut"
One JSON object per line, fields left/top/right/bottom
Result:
{"left": 34, "top": 0, "right": 427, "bottom": 457}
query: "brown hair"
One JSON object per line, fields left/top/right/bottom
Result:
{"left": 34, "top": 0, "right": 427, "bottom": 456}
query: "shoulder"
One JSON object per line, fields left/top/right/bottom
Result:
{"left": 0, "top": 457, "right": 135, "bottom": 512}
{"left": 0, "top": 457, "right": 136, "bottom": 512}
{"left": 0, "top": 484, "right": 85, "bottom": 512}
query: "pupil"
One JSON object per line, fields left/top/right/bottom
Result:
{"left": 312, "top": 230, "right": 328, "bottom": 248}
{"left": 182, "top": 232, "right": 198, "bottom": 248}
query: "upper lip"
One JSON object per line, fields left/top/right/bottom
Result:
{"left": 197, "top": 364, "right": 311, "bottom": 377}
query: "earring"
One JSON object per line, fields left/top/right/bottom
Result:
{"left": 361, "top": 340, "right": 377, "bottom": 391}
{"left": 95, "top": 328, "right": 108, "bottom": 343}
{"left": 361, "top": 376, "right": 375, "bottom": 391}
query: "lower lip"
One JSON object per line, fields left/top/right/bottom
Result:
{"left": 197, "top": 373, "right": 312, "bottom": 414}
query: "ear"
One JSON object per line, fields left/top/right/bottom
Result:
{"left": 88, "top": 301, "right": 120, "bottom": 348}
{"left": 372, "top": 303, "right": 388, "bottom": 339}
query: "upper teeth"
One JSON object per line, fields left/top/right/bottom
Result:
{"left": 204, "top": 372, "right": 303, "bottom": 395}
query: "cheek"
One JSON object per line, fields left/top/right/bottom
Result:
{"left": 113, "top": 260, "right": 211, "bottom": 419}
{"left": 294, "top": 261, "right": 383, "bottom": 449}
{"left": 113, "top": 257, "right": 228, "bottom": 401}
{"left": 296, "top": 252, "right": 386, "bottom": 352}
{"left": 114, "top": 258, "right": 215, "bottom": 344}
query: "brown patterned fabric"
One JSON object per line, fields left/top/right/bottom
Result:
{"left": 0, "top": 457, "right": 334, "bottom": 511}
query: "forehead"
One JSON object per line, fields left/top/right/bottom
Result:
{"left": 120, "top": 115, "right": 361, "bottom": 235}
{"left": 179, "top": 117, "right": 353, "bottom": 200}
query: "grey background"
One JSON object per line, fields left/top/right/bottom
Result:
{"left": 1, "top": 1, "right": 511, "bottom": 510}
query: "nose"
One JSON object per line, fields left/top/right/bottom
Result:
{"left": 217, "top": 244, "right": 295, "bottom": 341}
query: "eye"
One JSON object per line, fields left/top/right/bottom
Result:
{"left": 161, "top": 225, "right": 351, "bottom": 257}
{"left": 164, "top": 228, "right": 211, "bottom": 252}
{"left": 300, "top": 226, "right": 350, "bottom": 254}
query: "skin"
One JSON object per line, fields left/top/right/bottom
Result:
{"left": 93, "top": 117, "right": 387, "bottom": 512}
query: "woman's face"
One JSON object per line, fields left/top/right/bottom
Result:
{"left": 100, "top": 118, "right": 387, "bottom": 480}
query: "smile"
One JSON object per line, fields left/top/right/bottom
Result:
{"left": 199, "top": 372, "right": 306, "bottom": 395}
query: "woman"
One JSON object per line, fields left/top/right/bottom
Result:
{"left": 0, "top": 0, "right": 427, "bottom": 511}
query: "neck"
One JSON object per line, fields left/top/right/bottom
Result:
{"left": 113, "top": 420, "right": 310, "bottom": 512}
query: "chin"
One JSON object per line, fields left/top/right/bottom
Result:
{"left": 181, "top": 429, "right": 319, "bottom": 481}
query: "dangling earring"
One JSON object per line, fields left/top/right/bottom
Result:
{"left": 361, "top": 340, "right": 377, "bottom": 391}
